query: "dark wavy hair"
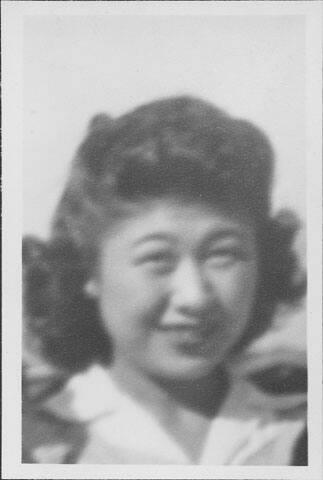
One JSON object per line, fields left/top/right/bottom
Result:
{"left": 23, "top": 96, "right": 306, "bottom": 374}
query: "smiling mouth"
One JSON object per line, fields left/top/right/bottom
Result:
{"left": 157, "top": 322, "right": 216, "bottom": 339}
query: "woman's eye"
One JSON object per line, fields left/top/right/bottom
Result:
{"left": 206, "top": 249, "right": 242, "bottom": 267}
{"left": 137, "top": 252, "right": 175, "bottom": 273}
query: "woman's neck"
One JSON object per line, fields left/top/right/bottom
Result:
{"left": 109, "top": 360, "right": 230, "bottom": 461}
{"left": 109, "top": 360, "right": 229, "bottom": 419}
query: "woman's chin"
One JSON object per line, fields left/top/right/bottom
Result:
{"left": 146, "top": 355, "right": 223, "bottom": 382}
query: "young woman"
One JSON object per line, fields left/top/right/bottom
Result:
{"left": 22, "top": 96, "right": 306, "bottom": 465}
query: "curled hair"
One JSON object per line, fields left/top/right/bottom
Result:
{"left": 23, "top": 96, "right": 306, "bottom": 373}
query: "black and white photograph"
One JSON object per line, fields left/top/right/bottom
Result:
{"left": 2, "top": 1, "right": 322, "bottom": 479}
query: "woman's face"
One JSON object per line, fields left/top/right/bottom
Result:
{"left": 92, "top": 197, "right": 259, "bottom": 381}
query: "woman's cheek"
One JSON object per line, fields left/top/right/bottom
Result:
{"left": 212, "top": 262, "right": 258, "bottom": 321}
{"left": 102, "top": 269, "right": 168, "bottom": 326}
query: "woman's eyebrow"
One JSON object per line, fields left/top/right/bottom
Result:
{"left": 204, "top": 227, "right": 250, "bottom": 244}
{"left": 133, "top": 233, "right": 175, "bottom": 247}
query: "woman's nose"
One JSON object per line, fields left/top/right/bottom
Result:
{"left": 170, "top": 258, "right": 211, "bottom": 314}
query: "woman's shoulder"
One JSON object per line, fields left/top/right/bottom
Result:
{"left": 224, "top": 347, "right": 307, "bottom": 465}
{"left": 22, "top": 397, "right": 86, "bottom": 463}
{"left": 22, "top": 363, "right": 121, "bottom": 463}
{"left": 22, "top": 355, "right": 307, "bottom": 465}
{"left": 22, "top": 364, "right": 87, "bottom": 463}
{"left": 227, "top": 343, "right": 307, "bottom": 416}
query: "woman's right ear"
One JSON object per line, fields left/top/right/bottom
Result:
{"left": 84, "top": 279, "right": 99, "bottom": 298}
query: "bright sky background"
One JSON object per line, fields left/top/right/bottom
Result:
{"left": 23, "top": 14, "right": 306, "bottom": 239}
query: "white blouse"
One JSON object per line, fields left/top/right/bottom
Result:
{"left": 39, "top": 363, "right": 306, "bottom": 465}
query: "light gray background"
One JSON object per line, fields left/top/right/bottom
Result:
{"left": 23, "top": 14, "right": 306, "bottom": 350}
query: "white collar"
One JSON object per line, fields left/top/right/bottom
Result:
{"left": 44, "top": 361, "right": 306, "bottom": 423}
{"left": 42, "top": 363, "right": 306, "bottom": 464}
{"left": 44, "top": 364, "right": 124, "bottom": 421}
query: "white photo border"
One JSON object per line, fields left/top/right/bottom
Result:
{"left": 2, "top": 1, "right": 322, "bottom": 479}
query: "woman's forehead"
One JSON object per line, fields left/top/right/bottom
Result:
{"left": 101, "top": 196, "right": 257, "bottom": 245}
